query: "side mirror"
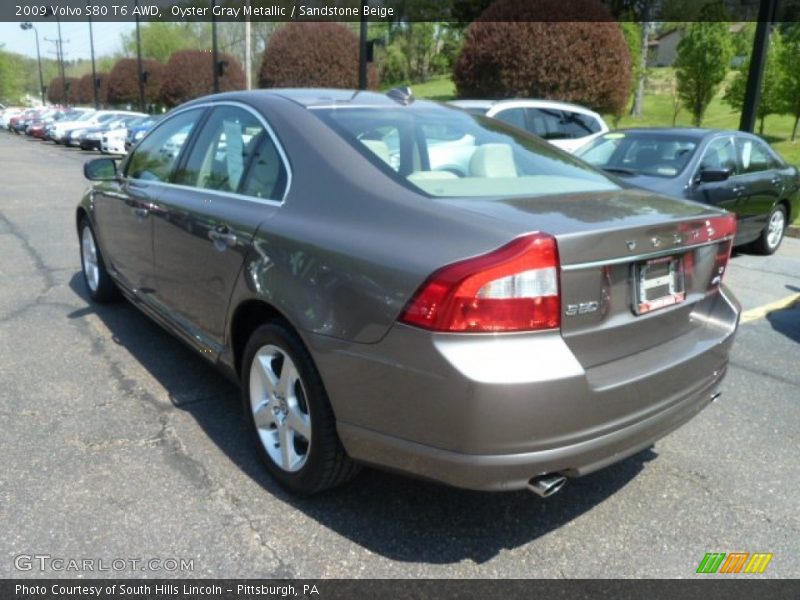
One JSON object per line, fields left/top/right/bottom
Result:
{"left": 84, "top": 157, "right": 118, "bottom": 181}
{"left": 698, "top": 168, "right": 731, "bottom": 184}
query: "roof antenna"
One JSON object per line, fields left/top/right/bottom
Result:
{"left": 387, "top": 86, "right": 414, "bottom": 106}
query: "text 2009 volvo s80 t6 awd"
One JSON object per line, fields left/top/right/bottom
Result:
{"left": 77, "top": 89, "right": 740, "bottom": 496}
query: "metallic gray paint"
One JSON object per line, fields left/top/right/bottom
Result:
{"left": 78, "top": 90, "right": 741, "bottom": 492}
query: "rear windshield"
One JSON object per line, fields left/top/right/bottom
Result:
{"left": 313, "top": 104, "right": 619, "bottom": 198}
{"left": 577, "top": 132, "right": 699, "bottom": 178}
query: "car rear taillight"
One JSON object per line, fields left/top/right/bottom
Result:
{"left": 706, "top": 214, "right": 736, "bottom": 291}
{"left": 399, "top": 233, "right": 560, "bottom": 333}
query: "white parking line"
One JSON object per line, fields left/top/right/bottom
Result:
{"left": 740, "top": 293, "right": 800, "bottom": 324}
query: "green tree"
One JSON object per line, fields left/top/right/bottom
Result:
{"left": 724, "top": 29, "right": 784, "bottom": 135}
{"left": 121, "top": 23, "right": 208, "bottom": 63}
{"left": 675, "top": 16, "right": 732, "bottom": 126}
{"left": 373, "top": 21, "right": 462, "bottom": 86}
{"left": 618, "top": 21, "right": 642, "bottom": 118}
{"left": 0, "top": 47, "right": 25, "bottom": 104}
{"left": 778, "top": 24, "right": 800, "bottom": 141}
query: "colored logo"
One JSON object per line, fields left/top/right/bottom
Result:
{"left": 696, "top": 552, "right": 773, "bottom": 574}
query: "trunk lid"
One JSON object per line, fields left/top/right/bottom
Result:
{"left": 439, "top": 189, "right": 733, "bottom": 369}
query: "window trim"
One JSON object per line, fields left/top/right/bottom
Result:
{"left": 123, "top": 101, "right": 292, "bottom": 207}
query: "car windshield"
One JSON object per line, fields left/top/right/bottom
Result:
{"left": 577, "top": 132, "right": 699, "bottom": 178}
{"left": 313, "top": 104, "right": 619, "bottom": 198}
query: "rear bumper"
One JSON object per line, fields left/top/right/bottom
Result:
{"left": 338, "top": 366, "right": 724, "bottom": 491}
{"left": 307, "top": 286, "right": 740, "bottom": 491}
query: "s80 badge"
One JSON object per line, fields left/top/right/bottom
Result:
{"left": 565, "top": 301, "right": 599, "bottom": 316}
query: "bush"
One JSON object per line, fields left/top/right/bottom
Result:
{"left": 259, "top": 22, "right": 377, "bottom": 89}
{"left": 159, "top": 49, "right": 246, "bottom": 107}
{"left": 74, "top": 72, "right": 108, "bottom": 106}
{"left": 452, "top": 0, "right": 631, "bottom": 115}
{"left": 106, "top": 58, "right": 163, "bottom": 106}
{"left": 47, "top": 76, "right": 79, "bottom": 105}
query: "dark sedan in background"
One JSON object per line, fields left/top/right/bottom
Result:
{"left": 78, "top": 90, "right": 739, "bottom": 496}
{"left": 576, "top": 128, "right": 798, "bottom": 254}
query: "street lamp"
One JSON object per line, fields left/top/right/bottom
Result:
{"left": 20, "top": 22, "right": 46, "bottom": 106}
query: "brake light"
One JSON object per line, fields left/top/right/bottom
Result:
{"left": 707, "top": 214, "right": 736, "bottom": 290}
{"left": 399, "top": 233, "right": 560, "bottom": 332}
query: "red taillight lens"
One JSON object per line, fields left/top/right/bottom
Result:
{"left": 707, "top": 214, "right": 736, "bottom": 290}
{"left": 399, "top": 233, "right": 561, "bottom": 332}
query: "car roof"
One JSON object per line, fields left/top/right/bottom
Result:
{"left": 216, "top": 88, "right": 443, "bottom": 109}
{"left": 600, "top": 127, "right": 732, "bottom": 140}
{"left": 450, "top": 98, "right": 603, "bottom": 115}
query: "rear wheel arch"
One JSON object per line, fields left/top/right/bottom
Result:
{"left": 230, "top": 299, "right": 297, "bottom": 381}
{"left": 779, "top": 199, "right": 793, "bottom": 224}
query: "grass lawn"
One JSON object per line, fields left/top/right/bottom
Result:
{"left": 400, "top": 77, "right": 457, "bottom": 101}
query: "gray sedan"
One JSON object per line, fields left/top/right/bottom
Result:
{"left": 576, "top": 128, "right": 799, "bottom": 254}
{"left": 78, "top": 90, "right": 739, "bottom": 496}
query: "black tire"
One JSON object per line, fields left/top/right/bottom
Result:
{"left": 241, "top": 322, "right": 359, "bottom": 495}
{"left": 750, "top": 204, "right": 787, "bottom": 255}
{"left": 78, "top": 218, "right": 120, "bottom": 303}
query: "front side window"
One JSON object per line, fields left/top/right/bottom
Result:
{"left": 314, "top": 105, "right": 618, "bottom": 198}
{"left": 699, "top": 137, "right": 738, "bottom": 174}
{"left": 126, "top": 108, "right": 203, "bottom": 182}
{"left": 175, "top": 105, "right": 287, "bottom": 200}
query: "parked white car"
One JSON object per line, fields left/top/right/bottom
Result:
{"left": 449, "top": 99, "right": 609, "bottom": 153}
{"left": 0, "top": 108, "right": 25, "bottom": 129}
{"left": 101, "top": 127, "right": 130, "bottom": 155}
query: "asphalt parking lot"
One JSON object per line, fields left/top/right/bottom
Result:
{"left": 0, "top": 132, "right": 798, "bottom": 579}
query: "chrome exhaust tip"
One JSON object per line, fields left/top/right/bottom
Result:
{"left": 527, "top": 474, "right": 567, "bottom": 498}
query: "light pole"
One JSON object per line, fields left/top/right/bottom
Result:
{"left": 358, "top": 1, "right": 368, "bottom": 90}
{"left": 88, "top": 1, "right": 99, "bottom": 108}
{"left": 135, "top": 0, "right": 146, "bottom": 112}
{"left": 20, "top": 22, "right": 46, "bottom": 106}
{"left": 212, "top": 0, "right": 220, "bottom": 93}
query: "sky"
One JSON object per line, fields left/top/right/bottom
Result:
{"left": 0, "top": 21, "right": 135, "bottom": 60}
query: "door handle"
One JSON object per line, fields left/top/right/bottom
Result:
{"left": 731, "top": 185, "right": 746, "bottom": 194}
{"left": 208, "top": 228, "right": 238, "bottom": 249}
{"left": 134, "top": 207, "right": 149, "bottom": 219}
{"left": 771, "top": 177, "right": 782, "bottom": 186}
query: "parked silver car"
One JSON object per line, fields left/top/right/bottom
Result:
{"left": 78, "top": 89, "right": 740, "bottom": 496}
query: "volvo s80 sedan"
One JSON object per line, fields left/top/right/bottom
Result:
{"left": 77, "top": 89, "right": 740, "bottom": 496}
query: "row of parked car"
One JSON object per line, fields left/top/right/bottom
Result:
{"left": 0, "top": 105, "right": 161, "bottom": 155}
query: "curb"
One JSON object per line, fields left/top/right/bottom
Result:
{"left": 787, "top": 225, "right": 800, "bottom": 239}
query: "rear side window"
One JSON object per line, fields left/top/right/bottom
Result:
{"left": 176, "top": 105, "right": 287, "bottom": 200}
{"left": 737, "top": 137, "right": 776, "bottom": 174}
{"left": 493, "top": 108, "right": 527, "bottom": 130}
{"left": 313, "top": 105, "right": 618, "bottom": 198}
{"left": 126, "top": 108, "right": 203, "bottom": 182}
{"left": 494, "top": 108, "right": 602, "bottom": 140}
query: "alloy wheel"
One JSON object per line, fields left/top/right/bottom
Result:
{"left": 248, "top": 345, "right": 311, "bottom": 472}
{"left": 81, "top": 226, "right": 100, "bottom": 293}
{"left": 766, "top": 209, "right": 785, "bottom": 250}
